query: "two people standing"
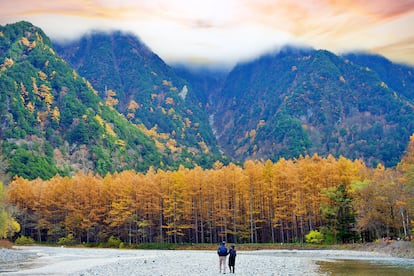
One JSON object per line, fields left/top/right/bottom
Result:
{"left": 217, "top": 241, "right": 236, "bottom": 274}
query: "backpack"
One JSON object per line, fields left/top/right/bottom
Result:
{"left": 218, "top": 245, "right": 227, "bottom": 255}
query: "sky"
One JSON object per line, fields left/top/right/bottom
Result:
{"left": 1, "top": 0, "right": 414, "bottom": 67}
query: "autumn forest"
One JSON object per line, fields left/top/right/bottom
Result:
{"left": 1, "top": 22, "right": 414, "bottom": 247}
{"left": 6, "top": 134, "right": 414, "bottom": 245}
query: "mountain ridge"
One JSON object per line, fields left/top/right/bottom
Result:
{"left": 1, "top": 21, "right": 414, "bottom": 181}
{"left": 210, "top": 46, "right": 414, "bottom": 166}
{"left": 54, "top": 30, "right": 224, "bottom": 163}
{"left": 0, "top": 21, "right": 227, "bottom": 182}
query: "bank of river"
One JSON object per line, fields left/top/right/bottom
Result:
{"left": 1, "top": 245, "right": 413, "bottom": 275}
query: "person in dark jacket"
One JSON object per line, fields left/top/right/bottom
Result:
{"left": 217, "top": 241, "right": 228, "bottom": 273}
{"left": 228, "top": 244, "right": 236, "bottom": 273}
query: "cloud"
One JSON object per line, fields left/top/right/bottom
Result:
{"left": 0, "top": 0, "right": 413, "bottom": 66}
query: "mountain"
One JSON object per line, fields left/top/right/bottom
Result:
{"left": 210, "top": 47, "right": 414, "bottom": 167}
{"left": 343, "top": 52, "right": 414, "bottom": 102}
{"left": 1, "top": 21, "right": 413, "bottom": 182}
{"left": 54, "top": 31, "right": 225, "bottom": 167}
{"left": 0, "top": 21, "right": 224, "bottom": 181}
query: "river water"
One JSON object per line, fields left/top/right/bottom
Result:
{"left": 317, "top": 258, "right": 414, "bottom": 275}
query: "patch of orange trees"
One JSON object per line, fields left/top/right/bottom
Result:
{"left": 6, "top": 135, "right": 414, "bottom": 244}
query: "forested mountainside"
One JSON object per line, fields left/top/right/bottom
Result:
{"left": 53, "top": 27, "right": 414, "bottom": 168}
{"left": 54, "top": 32, "right": 224, "bottom": 166}
{"left": 1, "top": 21, "right": 414, "bottom": 182}
{"left": 0, "top": 21, "right": 226, "bottom": 182}
{"left": 211, "top": 47, "right": 414, "bottom": 167}
{"left": 343, "top": 52, "right": 414, "bottom": 102}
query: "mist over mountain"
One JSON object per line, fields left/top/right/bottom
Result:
{"left": 1, "top": 21, "right": 414, "bottom": 181}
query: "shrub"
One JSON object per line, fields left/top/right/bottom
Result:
{"left": 15, "top": 235, "right": 35, "bottom": 245}
{"left": 57, "top": 234, "right": 76, "bottom": 246}
{"left": 107, "top": 236, "right": 122, "bottom": 248}
{"left": 305, "top": 230, "right": 324, "bottom": 244}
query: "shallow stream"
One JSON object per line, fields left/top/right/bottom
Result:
{"left": 317, "top": 258, "right": 414, "bottom": 275}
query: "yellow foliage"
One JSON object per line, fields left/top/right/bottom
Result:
{"left": 115, "top": 139, "right": 126, "bottom": 148}
{"left": 37, "top": 111, "right": 49, "bottom": 126}
{"left": 85, "top": 80, "right": 98, "bottom": 95}
{"left": 31, "top": 77, "right": 39, "bottom": 95}
{"left": 107, "top": 89, "right": 116, "bottom": 97}
{"left": 249, "top": 129, "right": 257, "bottom": 143}
{"left": 127, "top": 113, "right": 135, "bottom": 120}
{"left": 20, "top": 82, "right": 28, "bottom": 96}
{"left": 20, "top": 37, "right": 31, "bottom": 47}
{"left": 106, "top": 98, "right": 119, "bottom": 107}
{"left": 162, "top": 80, "right": 172, "bottom": 86}
{"left": 106, "top": 89, "right": 119, "bottom": 107}
{"left": 166, "top": 139, "right": 177, "bottom": 151}
{"left": 20, "top": 36, "right": 37, "bottom": 50}
{"left": 184, "top": 118, "right": 191, "bottom": 128}
{"left": 51, "top": 107, "right": 60, "bottom": 122}
{"left": 3, "top": 57, "right": 14, "bottom": 68}
{"left": 95, "top": 115, "right": 105, "bottom": 127}
{"left": 35, "top": 32, "right": 43, "bottom": 43}
{"left": 0, "top": 211, "right": 20, "bottom": 239}
{"left": 50, "top": 70, "right": 57, "bottom": 80}
{"left": 127, "top": 100, "right": 139, "bottom": 111}
{"left": 6, "top": 154, "right": 411, "bottom": 244}
{"left": 198, "top": 141, "right": 209, "bottom": 153}
{"left": 26, "top": 102, "right": 35, "bottom": 113}
{"left": 44, "top": 93, "right": 54, "bottom": 109}
{"left": 105, "top": 123, "right": 117, "bottom": 137}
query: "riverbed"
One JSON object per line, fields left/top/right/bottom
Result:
{"left": 1, "top": 246, "right": 413, "bottom": 275}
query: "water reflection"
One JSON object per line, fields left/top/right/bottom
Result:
{"left": 317, "top": 259, "right": 414, "bottom": 275}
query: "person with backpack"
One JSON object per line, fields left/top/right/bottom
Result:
{"left": 217, "top": 241, "right": 228, "bottom": 273}
{"left": 228, "top": 244, "right": 236, "bottom": 273}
